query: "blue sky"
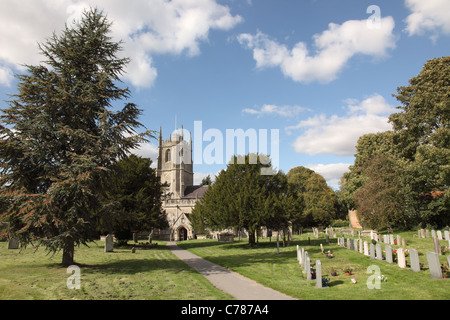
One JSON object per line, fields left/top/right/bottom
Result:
{"left": 0, "top": 0, "right": 449, "bottom": 188}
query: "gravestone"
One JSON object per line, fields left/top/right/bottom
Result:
{"left": 341, "top": 236, "right": 345, "bottom": 247}
{"left": 347, "top": 238, "right": 351, "bottom": 250}
{"left": 385, "top": 245, "right": 393, "bottom": 263}
{"left": 369, "top": 243, "right": 375, "bottom": 259}
{"left": 431, "top": 230, "right": 436, "bottom": 238}
{"left": 350, "top": 239, "right": 354, "bottom": 251}
{"left": 418, "top": 230, "right": 422, "bottom": 239}
{"left": 299, "top": 247, "right": 304, "bottom": 265}
{"left": 296, "top": 245, "right": 300, "bottom": 261}
{"left": 305, "top": 257, "right": 312, "bottom": 280}
{"left": 444, "top": 230, "right": 449, "bottom": 241}
{"left": 354, "top": 239, "right": 358, "bottom": 252}
{"left": 359, "top": 239, "right": 363, "bottom": 254}
{"left": 409, "top": 248, "right": 420, "bottom": 272}
{"left": 105, "top": 234, "right": 114, "bottom": 252}
{"left": 8, "top": 238, "right": 19, "bottom": 249}
{"left": 375, "top": 244, "right": 383, "bottom": 261}
{"left": 402, "top": 239, "right": 406, "bottom": 246}
{"left": 397, "top": 248, "right": 406, "bottom": 268}
{"left": 133, "top": 232, "right": 138, "bottom": 243}
{"left": 397, "top": 235, "right": 401, "bottom": 245}
{"left": 320, "top": 243, "right": 324, "bottom": 253}
{"left": 426, "top": 252, "right": 442, "bottom": 279}
{"left": 364, "top": 241, "right": 369, "bottom": 256}
{"left": 390, "top": 234, "right": 394, "bottom": 245}
{"left": 315, "top": 260, "right": 323, "bottom": 288}
{"left": 433, "top": 237, "right": 441, "bottom": 255}
{"left": 325, "top": 235, "right": 329, "bottom": 243}
{"left": 302, "top": 251, "right": 308, "bottom": 273}
{"left": 437, "top": 230, "right": 443, "bottom": 240}
{"left": 425, "top": 229, "right": 430, "bottom": 238}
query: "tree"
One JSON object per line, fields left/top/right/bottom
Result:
{"left": 105, "top": 155, "right": 168, "bottom": 244}
{"left": 286, "top": 166, "right": 336, "bottom": 227}
{"left": 353, "top": 155, "right": 406, "bottom": 230}
{"left": 191, "top": 154, "right": 288, "bottom": 245}
{"left": 201, "top": 175, "right": 213, "bottom": 186}
{"left": 0, "top": 9, "right": 150, "bottom": 265}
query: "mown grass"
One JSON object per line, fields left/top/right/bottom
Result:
{"left": 177, "top": 231, "right": 450, "bottom": 300}
{"left": 0, "top": 240, "right": 233, "bottom": 300}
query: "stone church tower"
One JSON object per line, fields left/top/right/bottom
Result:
{"left": 156, "top": 126, "right": 207, "bottom": 241}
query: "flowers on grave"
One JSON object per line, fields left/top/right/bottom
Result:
{"left": 343, "top": 266, "right": 353, "bottom": 275}
{"left": 325, "top": 250, "right": 334, "bottom": 258}
{"left": 351, "top": 278, "right": 357, "bottom": 284}
{"left": 441, "top": 264, "right": 450, "bottom": 278}
{"left": 329, "top": 267, "right": 337, "bottom": 276}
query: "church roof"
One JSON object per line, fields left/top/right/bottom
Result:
{"left": 182, "top": 185, "right": 209, "bottom": 199}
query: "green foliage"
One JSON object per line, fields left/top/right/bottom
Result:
{"left": 0, "top": 8, "right": 150, "bottom": 265}
{"left": 287, "top": 166, "right": 337, "bottom": 227}
{"left": 191, "top": 154, "right": 300, "bottom": 245}
{"left": 104, "top": 155, "right": 168, "bottom": 243}
{"left": 341, "top": 56, "right": 449, "bottom": 230}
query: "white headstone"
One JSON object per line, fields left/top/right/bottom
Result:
{"left": 385, "top": 245, "right": 393, "bottom": 263}
{"left": 409, "top": 248, "right": 420, "bottom": 272}
{"left": 426, "top": 252, "right": 442, "bottom": 279}
{"left": 437, "top": 230, "right": 443, "bottom": 240}
{"left": 315, "top": 260, "right": 323, "bottom": 288}
{"left": 375, "top": 244, "right": 383, "bottom": 261}
{"left": 105, "top": 234, "right": 114, "bottom": 252}
{"left": 364, "top": 241, "right": 369, "bottom": 256}
{"left": 397, "top": 248, "right": 406, "bottom": 268}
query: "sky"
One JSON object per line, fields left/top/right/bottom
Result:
{"left": 0, "top": 0, "right": 449, "bottom": 188}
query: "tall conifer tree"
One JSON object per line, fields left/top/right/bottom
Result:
{"left": 0, "top": 9, "right": 150, "bottom": 265}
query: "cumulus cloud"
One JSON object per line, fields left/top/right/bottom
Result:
{"left": 306, "top": 163, "right": 351, "bottom": 187}
{"left": 0, "top": 0, "right": 242, "bottom": 88}
{"left": 404, "top": 0, "right": 450, "bottom": 38}
{"left": 242, "top": 104, "right": 307, "bottom": 118}
{"left": 287, "top": 94, "right": 394, "bottom": 156}
{"left": 237, "top": 17, "right": 396, "bottom": 83}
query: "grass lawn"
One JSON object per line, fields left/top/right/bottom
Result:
{"left": 177, "top": 231, "right": 450, "bottom": 300}
{"left": 0, "top": 240, "right": 233, "bottom": 300}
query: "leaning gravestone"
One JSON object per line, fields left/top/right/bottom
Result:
{"left": 409, "top": 248, "right": 420, "bottom": 272}
{"left": 433, "top": 237, "right": 441, "bottom": 255}
{"left": 8, "top": 238, "right": 19, "bottom": 249}
{"left": 105, "top": 234, "right": 114, "bottom": 252}
{"left": 397, "top": 248, "right": 406, "bottom": 268}
{"left": 385, "top": 245, "right": 393, "bottom": 263}
{"left": 426, "top": 252, "right": 442, "bottom": 279}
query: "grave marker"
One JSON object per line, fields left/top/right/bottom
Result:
{"left": 426, "top": 252, "right": 442, "bottom": 279}
{"left": 409, "top": 248, "right": 420, "bottom": 272}
{"left": 397, "top": 248, "right": 406, "bottom": 268}
{"left": 369, "top": 243, "right": 375, "bottom": 259}
{"left": 375, "top": 244, "right": 383, "bottom": 261}
{"left": 105, "top": 234, "right": 114, "bottom": 252}
{"left": 364, "top": 241, "right": 369, "bottom": 256}
{"left": 385, "top": 245, "right": 393, "bottom": 263}
{"left": 315, "top": 260, "right": 322, "bottom": 288}
{"left": 8, "top": 238, "right": 19, "bottom": 249}
{"left": 433, "top": 237, "right": 441, "bottom": 255}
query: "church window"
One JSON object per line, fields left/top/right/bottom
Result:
{"left": 165, "top": 149, "right": 171, "bottom": 162}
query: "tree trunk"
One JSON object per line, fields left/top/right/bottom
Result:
{"left": 62, "top": 238, "right": 75, "bottom": 266}
{"left": 248, "top": 231, "right": 256, "bottom": 246}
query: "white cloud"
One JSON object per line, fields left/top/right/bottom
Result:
{"left": 131, "top": 142, "right": 159, "bottom": 166}
{"left": 287, "top": 94, "right": 394, "bottom": 156}
{"left": 306, "top": 163, "right": 351, "bottom": 187}
{"left": 237, "top": 17, "right": 396, "bottom": 83}
{"left": 0, "top": 66, "right": 14, "bottom": 87}
{"left": 404, "top": 0, "right": 450, "bottom": 38}
{"left": 242, "top": 104, "right": 307, "bottom": 118}
{"left": 0, "top": 0, "right": 242, "bottom": 88}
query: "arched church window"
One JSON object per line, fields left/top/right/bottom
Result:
{"left": 165, "top": 149, "right": 171, "bottom": 162}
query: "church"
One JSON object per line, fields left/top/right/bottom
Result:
{"left": 155, "top": 126, "right": 208, "bottom": 241}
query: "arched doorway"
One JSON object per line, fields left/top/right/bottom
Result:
{"left": 178, "top": 227, "right": 188, "bottom": 241}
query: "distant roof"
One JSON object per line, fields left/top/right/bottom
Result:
{"left": 183, "top": 185, "right": 209, "bottom": 199}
